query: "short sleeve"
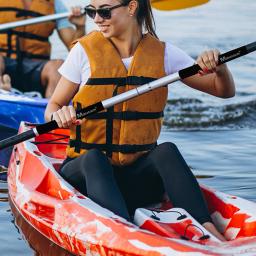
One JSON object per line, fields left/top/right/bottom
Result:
{"left": 55, "top": 0, "right": 73, "bottom": 30}
{"left": 58, "top": 42, "right": 90, "bottom": 85}
{"left": 164, "top": 42, "right": 195, "bottom": 75}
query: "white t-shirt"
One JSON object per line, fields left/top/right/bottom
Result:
{"left": 58, "top": 41, "right": 195, "bottom": 85}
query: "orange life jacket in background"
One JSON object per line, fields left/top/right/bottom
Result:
{"left": 67, "top": 31, "right": 168, "bottom": 166}
{"left": 0, "top": 0, "right": 55, "bottom": 60}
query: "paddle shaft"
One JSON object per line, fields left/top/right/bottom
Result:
{"left": 0, "top": 12, "right": 72, "bottom": 31}
{"left": 0, "top": 0, "right": 210, "bottom": 31}
{"left": 0, "top": 41, "right": 255, "bottom": 150}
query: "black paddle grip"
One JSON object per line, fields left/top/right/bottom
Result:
{"left": 0, "top": 102, "right": 104, "bottom": 150}
{"left": 0, "top": 129, "right": 35, "bottom": 150}
{"left": 36, "top": 120, "right": 58, "bottom": 135}
{"left": 0, "top": 121, "right": 58, "bottom": 150}
{"left": 36, "top": 103, "right": 104, "bottom": 136}
{"left": 35, "top": 103, "right": 104, "bottom": 135}
{"left": 179, "top": 42, "right": 256, "bottom": 79}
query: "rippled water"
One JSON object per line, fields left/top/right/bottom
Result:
{"left": 1, "top": 0, "right": 256, "bottom": 255}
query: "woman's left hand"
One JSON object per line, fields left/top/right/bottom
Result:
{"left": 196, "top": 49, "right": 226, "bottom": 76}
{"left": 69, "top": 6, "right": 86, "bottom": 28}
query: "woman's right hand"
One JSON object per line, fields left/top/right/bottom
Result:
{"left": 51, "top": 105, "right": 82, "bottom": 128}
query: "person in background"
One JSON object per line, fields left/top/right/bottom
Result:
{"left": 45, "top": 0, "right": 235, "bottom": 241}
{"left": 0, "top": 0, "right": 86, "bottom": 98}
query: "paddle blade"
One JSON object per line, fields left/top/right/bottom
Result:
{"left": 151, "top": 0, "right": 209, "bottom": 11}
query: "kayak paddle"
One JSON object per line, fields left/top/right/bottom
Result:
{"left": 0, "top": 0, "right": 210, "bottom": 31}
{"left": 0, "top": 41, "right": 255, "bottom": 150}
{"left": 0, "top": 11, "right": 75, "bottom": 31}
{"left": 151, "top": 0, "right": 209, "bottom": 11}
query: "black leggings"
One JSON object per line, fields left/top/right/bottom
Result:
{"left": 60, "top": 142, "right": 212, "bottom": 224}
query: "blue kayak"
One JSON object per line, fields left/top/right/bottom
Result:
{"left": 0, "top": 89, "right": 48, "bottom": 169}
{"left": 0, "top": 89, "right": 47, "bottom": 130}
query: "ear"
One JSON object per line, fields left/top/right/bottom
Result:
{"left": 128, "top": 0, "right": 138, "bottom": 16}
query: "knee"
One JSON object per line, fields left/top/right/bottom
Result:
{"left": 80, "top": 149, "right": 109, "bottom": 170}
{"left": 152, "top": 142, "right": 183, "bottom": 165}
{"left": 41, "top": 59, "right": 63, "bottom": 78}
{"left": 79, "top": 149, "right": 114, "bottom": 180}
{"left": 46, "top": 59, "right": 63, "bottom": 71}
{"left": 157, "top": 142, "right": 179, "bottom": 155}
{"left": 0, "top": 55, "right": 5, "bottom": 73}
{"left": 84, "top": 149, "right": 104, "bottom": 160}
{"left": 0, "top": 55, "right": 4, "bottom": 63}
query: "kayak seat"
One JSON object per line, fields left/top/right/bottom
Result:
{"left": 36, "top": 142, "right": 68, "bottom": 159}
{"left": 34, "top": 128, "right": 69, "bottom": 159}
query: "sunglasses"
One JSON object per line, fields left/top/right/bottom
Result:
{"left": 85, "top": 3, "right": 128, "bottom": 20}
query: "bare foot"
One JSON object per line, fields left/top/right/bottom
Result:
{"left": 203, "top": 222, "right": 226, "bottom": 241}
{"left": 0, "top": 74, "right": 11, "bottom": 91}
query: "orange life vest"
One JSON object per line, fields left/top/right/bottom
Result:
{"left": 67, "top": 31, "right": 168, "bottom": 166}
{"left": 0, "top": 0, "right": 55, "bottom": 60}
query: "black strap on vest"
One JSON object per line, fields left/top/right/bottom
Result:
{"left": 105, "top": 84, "right": 118, "bottom": 157}
{"left": 85, "top": 111, "right": 163, "bottom": 120}
{"left": 6, "top": 30, "right": 12, "bottom": 58}
{"left": 0, "top": 7, "right": 51, "bottom": 60}
{"left": 0, "top": 30, "right": 48, "bottom": 42}
{"left": 74, "top": 103, "right": 82, "bottom": 154}
{"left": 0, "top": 7, "right": 44, "bottom": 17}
{"left": 86, "top": 76, "right": 156, "bottom": 86}
{"left": 0, "top": 47, "right": 50, "bottom": 59}
{"left": 69, "top": 140, "right": 157, "bottom": 154}
{"left": 0, "top": 29, "right": 50, "bottom": 60}
{"left": 70, "top": 75, "right": 162, "bottom": 158}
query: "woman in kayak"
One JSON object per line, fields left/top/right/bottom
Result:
{"left": 45, "top": 0, "right": 235, "bottom": 241}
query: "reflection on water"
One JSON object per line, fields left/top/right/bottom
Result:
{"left": 0, "top": 165, "right": 7, "bottom": 182}
{"left": 0, "top": 185, "right": 8, "bottom": 202}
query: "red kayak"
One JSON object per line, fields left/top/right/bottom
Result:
{"left": 8, "top": 122, "right": 256, "bottom": 255}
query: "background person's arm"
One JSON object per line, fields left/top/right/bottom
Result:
{"left": 55, "top": 0, "right": 86, "bottom": 49}
{"left": 0, "top": 55, "right": 11, "bottom": 91}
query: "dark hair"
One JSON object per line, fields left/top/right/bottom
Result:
{"left": 122, "top": 0, "right": 158, "bottom": 38}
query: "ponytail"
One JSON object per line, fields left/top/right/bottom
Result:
{"left": 122, "top": 0, "right": 158, "bottom": 38}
